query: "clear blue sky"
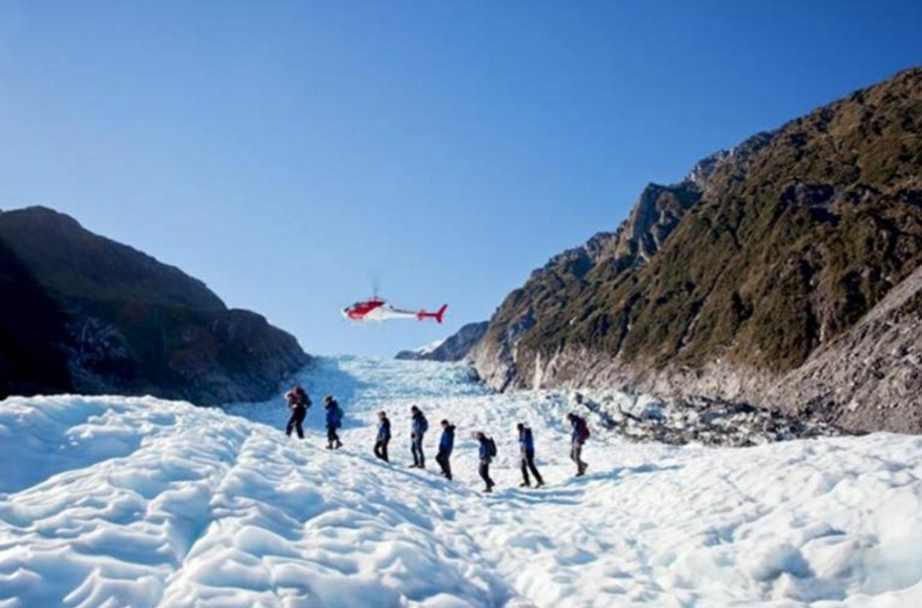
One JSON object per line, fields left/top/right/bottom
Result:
{"left": 1, "top": 2, "right": 920, "bottom": 356}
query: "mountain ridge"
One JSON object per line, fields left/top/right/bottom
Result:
{"left": 471, "top": 67, "right": 922, "bottom": 433}
{"left": 0, "top": 206, "right": 309, "bottom": 403}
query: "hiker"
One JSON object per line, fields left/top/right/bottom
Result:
{"left": 410, "top": 405, "right": 428, "bottom": 468}
{"left": 517, "top": 423, "right": 545, "bottom": 488}
{"left": 436, "top": 420, "right": 455, "bottom": 480}
{"left": 476, "top": 432, "right": 497, "bottom": 493}
{"left": 324, "top": 395, "right": 344, "bottom": 449}
{"left": 374, "top": 411, "right": 391, "bottom": 462}
{"left": 568, "top": 413, "right": 590, "bottom": 476}
{"left": 284, "top": 385, "right": 310, "bottom": 439}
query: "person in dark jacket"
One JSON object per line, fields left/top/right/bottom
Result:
{"left": 284, "top": 385, "right": 310, "bottom": 439}
{"left": 374, "top": 411, "right": 391, "bottom": 462}
{"left": 324, "top": 395, "right": 343, "bottom": 450}
{"left": 435, "top": 420, "right": 455, "bottom": 480}
{"left": 517, "top": 423, "right": 545, "bottom": 488}
{"left": 568, "top": 413, "right": 589, "bottom": 476}
{"left": 476, "top": 432, "right": 496, "bottom": 493}
{"left": 409, "top": 405, "right": 428, "bottom": 468}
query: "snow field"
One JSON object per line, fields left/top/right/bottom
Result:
{"left": 1, "top": 356, "right": 921, "bottom": 607}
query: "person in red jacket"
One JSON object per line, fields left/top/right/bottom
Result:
{"left": 284, "top": 385, "right": 310, "bottom": 439}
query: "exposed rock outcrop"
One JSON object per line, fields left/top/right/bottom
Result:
{"left": 472, "top": 67, "right": 922, "bottom": 433}
{"left": 572, "top": 390, "right": 845, "bottom": 447}
{"left": 778, "top": 264, "right": 922, "bottom": 432}
{"left": 0, "top": 206, "right": 309, "bottom": 403}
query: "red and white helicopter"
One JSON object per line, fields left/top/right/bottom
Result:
{"left": 342, "top": 296, "right": 448, "bottom": 324}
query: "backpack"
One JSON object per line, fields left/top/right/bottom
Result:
{"left": 334, "top": 404, "right": 344, "bottom": 427}
{"left": 487, "top": 437, "right": 497, "bottom": 458}
{"left": 577, "top": 418, "right": 590, "bottom": 442}
{"left": 419, "top": 415, "right": 429, "bottom": 434}
{"left": 521, "top": 428, "right": 534, "bottom": 451}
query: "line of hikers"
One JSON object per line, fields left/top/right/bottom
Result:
{"left": 284, "top": 386, "right": 343, "bottom": 450}
{"left": 284, "top": 385, "right": 591, "bottom": 492}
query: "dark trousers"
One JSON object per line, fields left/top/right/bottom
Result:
{"left": 520, "top": 450, "right": 544, "bottom": 485}
{"left": 286, "top": 407, "right": 306, "bottom": 439}
{"left": 411, "top": 436, "right": 425, "bottom": 467}
{"left": 571, "top": 441, "right": 586, "bottom": 473}
{"left": 374, "top": 439, "right": 390, "bottom": 462}
{"left": 327, "top": 426, "right": 341, "bottom": 448}
{"left": 479, "top": 460, "right": 494, "bottom": 489}
{"left": 436, "top": 450, "right": 452, "bottom": 480}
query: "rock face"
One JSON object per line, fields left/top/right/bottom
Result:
{"left": 396, "top": 321, "right": 488, "bottom": 362}
{"left": 572, "top": 390, "right": 844, "bottom": 447}
{"left": 0, "top": 237, "right": 72, "bottom": 397}
{"left": 0, "top": 206, "right": 309, "bottom": 403}
{"left": 472, "top": 67, "right": 922, "bottom": 433}
{"left": 780, "top": 264, "right": 922, "bottom": 432}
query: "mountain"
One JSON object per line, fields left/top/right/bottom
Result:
{"left": 471, "top": 67, "right": 922, "bottom": 433}
{"left": 0, "top": 206, "right": 309, "bottom": 403}
{"left": 395, "top": 321, "right": 488, "bottom": 362}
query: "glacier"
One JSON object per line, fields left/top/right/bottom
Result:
{"left": 1, "top": 356, "right": 921, "bottom": 607}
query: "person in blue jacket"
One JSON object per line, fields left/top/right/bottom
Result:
{"left": 374, "top": 411, "right": 391, "bottom": 462}
{"left": 410, "top": 405, "right": 428, "bottom": 468}
{"left": 476, "top": 432, "right": 497, "bottom": 493}
{"left": 324, "top": 395, "right": 344, "bottom": 450}
{"left": 436, "top": 420, "right": 455, "bottom": 480}
{"left": 517, "top": 423, "right": 545, "bottom": 488}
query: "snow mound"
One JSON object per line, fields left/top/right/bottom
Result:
{"left": 2, "top": 356, "right": 922, "bottom": 607}
{"left": 417, "top": 340, "right": 447, "bottom": 356}
{"left": 0, "top": 394, "right": 507, "bottom": 608}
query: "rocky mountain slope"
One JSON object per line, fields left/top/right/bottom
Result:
{"left": 780, "top": 263, "right": 922, "bottom": 431}
{"left": 471, "top": 67, "right": 922, "bottom": 433}
{"left": 395, "top": 321, "right": 488, "bottom": 362}
{"left": 0, "top": 206, "right": 309, "bottom": 403}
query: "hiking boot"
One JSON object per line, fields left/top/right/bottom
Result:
{"left": 519, "top": 482, "right": 531, "bottom": 488}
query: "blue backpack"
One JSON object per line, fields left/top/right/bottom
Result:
{"left": 334, "top": 404, "right": 344, "bottom": 428}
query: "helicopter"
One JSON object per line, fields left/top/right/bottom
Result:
{"left": 342, "top": 296, "right": 447, "bottom": 324}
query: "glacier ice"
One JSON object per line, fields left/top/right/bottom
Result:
{"left": 1, "top": 356, "right": 921, "bottom": 607}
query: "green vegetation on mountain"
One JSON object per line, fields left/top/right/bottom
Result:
{"left": 473, "top": 67, "right": 922, "bottom": 432}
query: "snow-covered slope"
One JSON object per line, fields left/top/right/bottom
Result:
{"left": 2, "top": 357, "right": 922, "bottom": 607}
